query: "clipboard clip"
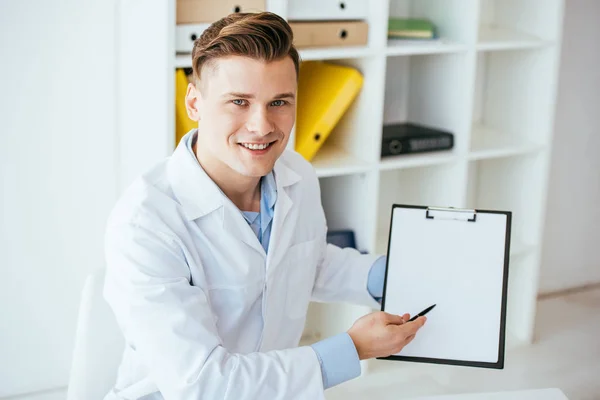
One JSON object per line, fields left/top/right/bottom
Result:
{"left": 426, "top": 206, "right": 477, "bottom": 222}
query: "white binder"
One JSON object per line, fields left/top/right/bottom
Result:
{"left": 176, "top": 23, "right": 211, "bottom": 53}
{"left": 287, "top": 0, "right": 368, "bottom": 21}
{"left": 380, "top": 204, "right": 512, "bottom": 369}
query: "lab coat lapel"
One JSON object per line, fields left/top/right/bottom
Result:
{"left": 222, "top": 201, "right": 265, "bottom": 256}
{"left": 268, "top": 156, "right": 301, "bottom": 269}
{"left": 167, "top": 130, "right": 222, "bottom": 220}
{"left": 168, "top": 131, "right": 264, "bottom": 255}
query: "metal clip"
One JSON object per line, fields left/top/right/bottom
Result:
{"left": 425, "top": 206, "right": 477, "bottom": 222}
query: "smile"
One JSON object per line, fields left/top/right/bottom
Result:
{"left": 239, "top": 142, "right": 273, "bottom": 150}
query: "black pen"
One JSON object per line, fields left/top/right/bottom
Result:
{"left": 408, "top": 304, "right": 436, "bottom": 322}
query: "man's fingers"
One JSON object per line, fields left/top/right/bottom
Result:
{"left": 382, "top": 312, "right": 406, "bottom": 325}
{"left": 412, "top": 316, "right": 427, "bottom": 330}
{"left": 394, "top": 316, "right": 426, "bottom": 336}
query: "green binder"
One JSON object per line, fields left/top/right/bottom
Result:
{"left": 388, "top": 18, "right": 438, "bottom": 39}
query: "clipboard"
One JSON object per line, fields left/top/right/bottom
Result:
{"left": 380, "top": 204, "right": 512, "bottom": 369}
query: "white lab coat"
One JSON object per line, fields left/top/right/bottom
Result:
{"left": 103, "top": 131, "right": 380, "bottom": 399}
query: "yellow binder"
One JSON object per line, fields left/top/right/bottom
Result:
{"left": 295, "top": 61, "right": 363, "bottom": 161}
{"left": 175, "top": 68, "right": 197, "bottom": 146}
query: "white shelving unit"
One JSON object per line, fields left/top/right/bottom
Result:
{"left": 118, "top": 0, "right": 564, "bottom": 377}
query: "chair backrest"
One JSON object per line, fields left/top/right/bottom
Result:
{"left": 67, "top": 268, "right": 124, "bottom": 400}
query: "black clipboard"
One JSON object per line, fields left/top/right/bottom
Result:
{"left": 379, "top": 204, "right": 512, "bottom": 369}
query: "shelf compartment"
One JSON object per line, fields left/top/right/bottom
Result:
{"left": 383, "top": 52, "right": 470, "bottom": 156}
{"left": 477, "top": 27, "right": 549, "bottom": 51}
{"left": 477, "top": 0, "right": 563, "bottom": 50}
{"left": 320, "top": 172, "right": 379, "bottom": 253}
{"left": 300, "top": 56, "right": 386, "bottom": 166}
{"left": 471, "top": 48, "right": 557, "bottom": 151}
{"left": 466, "top": 152, "right": 548, "bottom": 258}
{"left": 468, "top": 125, "right": 546, "bottom": 161}
{"left": 311, "top": 144, "right": 374, "bottom": 178}
{"left": 388, "top": 0, "right": 477, "bottom": 44}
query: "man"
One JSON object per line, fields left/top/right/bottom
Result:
{"left": 103, "top": 11, "right": 426, "bottom": 400}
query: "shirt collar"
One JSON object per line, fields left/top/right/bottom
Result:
{"left": 260, "top": 169, "right": 277, "bottom": 217}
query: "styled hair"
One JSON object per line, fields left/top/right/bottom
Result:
{"left": 191, "top": 12, "right": 300, "bottom": 85}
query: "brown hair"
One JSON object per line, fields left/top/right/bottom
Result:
{"left": 191, "top": 12, "right": 300, "bottom": 86}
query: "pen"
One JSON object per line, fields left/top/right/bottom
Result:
{"left": 408, "top": 304, "right": 436, "bottom": 322}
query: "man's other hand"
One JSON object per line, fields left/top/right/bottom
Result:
{"left": 347, "top": 311, "right": 426, "bottom": 360}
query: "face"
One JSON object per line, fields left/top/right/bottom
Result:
{"left": 185, "top": 55, "right": 297, "bottom": 180}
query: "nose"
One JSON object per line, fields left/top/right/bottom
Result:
{"left": 246, "top": 107, "right": 274, "bottom": 136}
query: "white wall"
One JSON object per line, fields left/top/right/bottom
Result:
{"left": 0, "top": 0, "right": 117, "bottom": 397}
{"left": 540, "top": 0, "right": 600, "bottom": 294}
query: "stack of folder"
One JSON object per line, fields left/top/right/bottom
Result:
{"left": 295, "top": 61, "right": 363, "bottom": 161}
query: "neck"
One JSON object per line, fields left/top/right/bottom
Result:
{"left": 193, "top": 140, "right": 261, "bottom": 212}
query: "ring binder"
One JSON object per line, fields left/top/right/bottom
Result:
{"left": 425, "top": 206, "right": 477, "bottom": 222}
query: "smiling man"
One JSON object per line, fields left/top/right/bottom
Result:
{"left": 103, "top": 12, "right": 426, "bottom": 400}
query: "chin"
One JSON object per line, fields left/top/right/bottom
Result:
{"left": 239, "top": 164, "right": 274, "bottom": 178}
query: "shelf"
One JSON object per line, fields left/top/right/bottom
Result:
{"left": 298, "top": 46, "right": 375, "bottom": 61}
{"left": 477, "top": 26, "right": 550, "bottom": 51}
{"left": 378, "top": 152, "right": 457, "bottom": 171}
{"left": 386, "top": 39, "right": 467, "bottom": 57}
{"left": 311, "top": 145, "right": 374, "bottom": 178}
{"left": 468, "top": 125, "right": 546, "bottom": 161}
{"left": 175, "top": 53, "right": 193, "bottom": 68}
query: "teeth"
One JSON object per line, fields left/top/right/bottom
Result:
{"left": 242, "top": 143, "right": 269, "bottom": 150}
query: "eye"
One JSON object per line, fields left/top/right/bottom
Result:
{"left": 271, "top": 100, "right": 286, "bottom": 107}
{"left": 232, "top": 99, "right": 247, "bottom": 106}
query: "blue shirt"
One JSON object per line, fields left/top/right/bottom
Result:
{"left": 240, "top": 171, "right": 277, "bottom": 253}
{"left": 186, "top": 136, "right": 386, "bottom": 389}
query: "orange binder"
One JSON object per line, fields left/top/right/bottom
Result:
{"left": 295, "top": 61, "right": 363, "bottom": 161}
{"left": 175, "top": 69, "right": 197, "bottom": 146}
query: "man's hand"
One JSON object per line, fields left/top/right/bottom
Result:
{"left": 347, "top": 311, "right": 426, "bottom": 360}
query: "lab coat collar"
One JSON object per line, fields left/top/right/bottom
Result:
{"left": 167, "top": 130, "right": 223, "bottom": 220}
{"left": 167, "top": 130, "right": 302, "bottom": 223}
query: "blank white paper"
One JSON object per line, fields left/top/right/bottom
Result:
{"left": 384, "top": 207, "right": 509, "bottom": 363}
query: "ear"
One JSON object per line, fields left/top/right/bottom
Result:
{"left": 185, "top": 82, "right": 201, "bottom": 121}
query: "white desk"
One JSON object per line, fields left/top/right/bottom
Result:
{"left": 411, "top": 388, "right": 569, "bottom": 399}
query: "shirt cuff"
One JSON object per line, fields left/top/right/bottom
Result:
{"left": 310, "top": 333, "right": 361, "bottom": 389}
{"left": 367, "top": 255, "right": 387, "bottom": 301}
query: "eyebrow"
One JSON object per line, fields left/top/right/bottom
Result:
{"left": 223, "top": 92, "right": 295, "bottom": 100}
